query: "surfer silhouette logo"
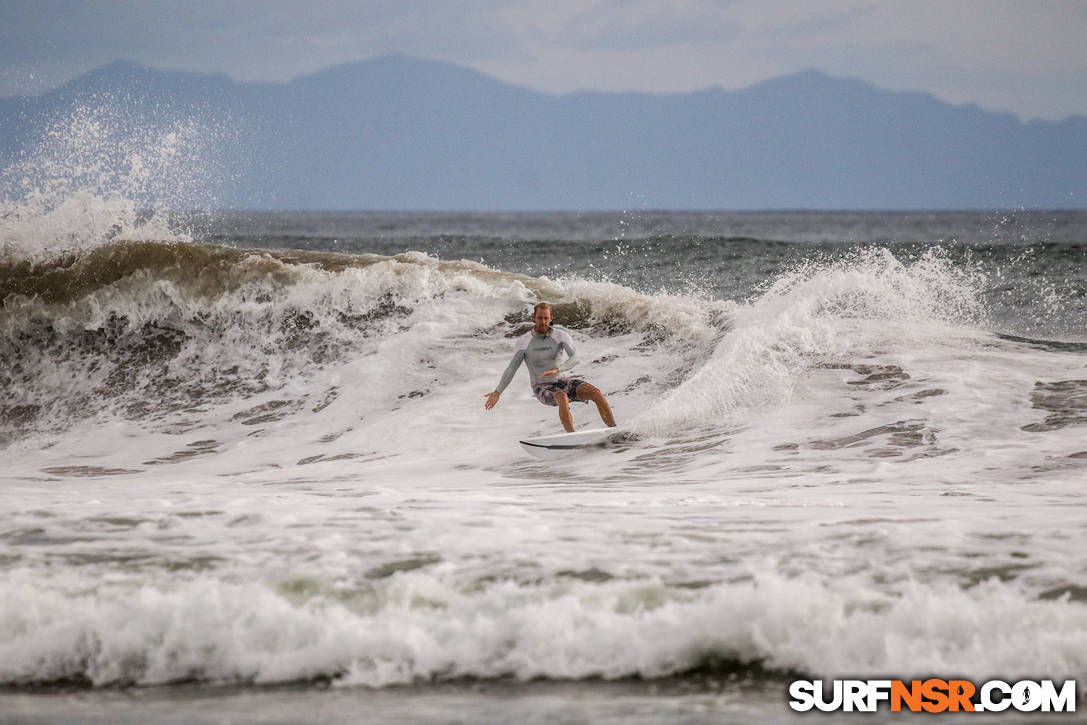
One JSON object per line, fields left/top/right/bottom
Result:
{"left": 484, "top": 302, "right": 616, "bottom": 433}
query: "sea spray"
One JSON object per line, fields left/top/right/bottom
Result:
{"left": 0, "top": 97, "right": 232, "bottom": 261}
{"left": 635, "top": 247, "right": 987, "bottom": 434}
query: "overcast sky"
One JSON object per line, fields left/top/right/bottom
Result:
{"left": 2, "top": 0, "right": 1086, "bottom": 120}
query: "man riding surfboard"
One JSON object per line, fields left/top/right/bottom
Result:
{"left": 484, "top": 302, "right": 616, "bottom": 433}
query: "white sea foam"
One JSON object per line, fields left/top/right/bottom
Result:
{"left": 2, "top": 568, "right": 1083, "bottom": 687}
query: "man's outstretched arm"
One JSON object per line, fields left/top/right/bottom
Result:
{"left": 485, "top": 349, "right": 525, "bottom": 409}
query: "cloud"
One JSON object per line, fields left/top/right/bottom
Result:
{"left": 496, "top": 0, "right": 740, "bottom": 50}
{"left": 0, "top": 1, "right": 518, "bottom": 92}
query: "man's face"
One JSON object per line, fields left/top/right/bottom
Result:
{"left": 533, "top": 307, "right": 552, "bottom": 333}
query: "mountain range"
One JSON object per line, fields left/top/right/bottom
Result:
{"left": 1, "top": 54, "right": 1084, "bottom": 210}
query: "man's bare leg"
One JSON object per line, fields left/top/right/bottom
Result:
{"left": 554, "top": 391, "right": 575, "bottom": 432}
{"left": 575, "top": 383, "right": 616, "bottom": 427}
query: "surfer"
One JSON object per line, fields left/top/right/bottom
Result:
{"left": 484, "top": 302, "right": 616, "bottom": 433}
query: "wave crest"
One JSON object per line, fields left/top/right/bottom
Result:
{"left": 638, "top": 247, "right": 986, "bottom": 433}
{"left": 2, "top": 569, "right": 1081, "bottom": 687}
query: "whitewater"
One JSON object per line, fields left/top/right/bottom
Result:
{"left": 1, "top": 110, "right": 1086, "bottom": 723}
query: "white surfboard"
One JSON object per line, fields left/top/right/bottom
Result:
{"left": 519, "top": 427, "right": 624, "bottom": 460}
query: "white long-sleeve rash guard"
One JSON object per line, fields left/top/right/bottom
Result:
{"left": 494, "top": 326, "right": 580, "bottom": 393}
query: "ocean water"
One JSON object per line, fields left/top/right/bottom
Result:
{"left": 1, "top": 114, "right": 1086, "bottom": 723}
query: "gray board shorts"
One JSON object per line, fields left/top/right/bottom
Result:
{"left": 532, "top": 378, "right": 588, "bottom": 406}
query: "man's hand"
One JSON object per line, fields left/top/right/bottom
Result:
{"left": 541, "top": 368, "right": 559, "bottom": 377}
{"left": 484, "top": 391, "right": 501, "bottom": 409}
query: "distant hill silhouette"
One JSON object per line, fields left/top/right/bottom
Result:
{"left": 2, "top": 54, "right": 1084, "bottom": 210}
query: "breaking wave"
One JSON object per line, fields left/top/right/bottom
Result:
{"left": 2, "top": 568, "right": 1082, "bottom": 687}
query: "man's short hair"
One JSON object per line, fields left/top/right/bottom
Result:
{"left": 533, "top": 302, "right": 552, "bottom": 314}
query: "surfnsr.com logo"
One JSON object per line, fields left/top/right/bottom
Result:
{"left": 788, "top": 679, "right": 1077, "bottom": 713}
